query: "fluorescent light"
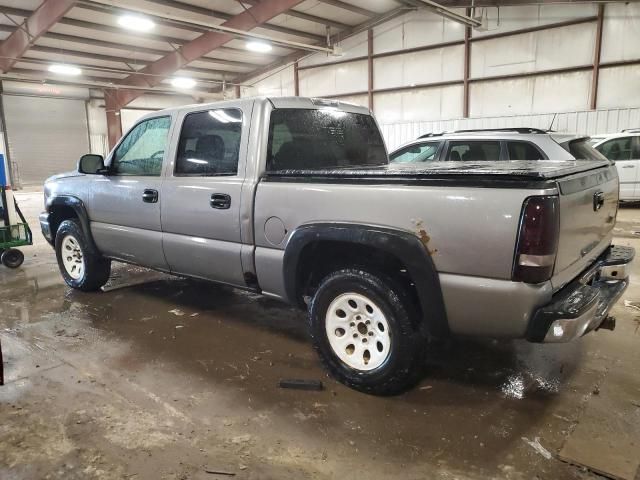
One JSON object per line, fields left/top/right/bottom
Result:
{"left": 48, "top": 64, "right": 82, "bottom": 76}
{"left": 246, "top": 41, "right": 272, "bottom": 53}
{"left": 118, "top": 15, "right": 155, "bottom": 32}
{"left": 171, "top": 77, "right": 196, "bottom": 89}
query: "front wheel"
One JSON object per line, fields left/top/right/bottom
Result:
{"left": 309, "top": 268, "right": 424, "bottom": 396}
{"left": 55, "top": 219, "right": 111, "bottom": 291}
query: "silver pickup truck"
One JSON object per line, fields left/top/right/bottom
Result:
{"left": 40, "top": 97, "right": 634, "bottom": 395}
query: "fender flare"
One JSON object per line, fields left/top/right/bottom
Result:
{"left": 283, "top": 223, "right": 449, "bottom": 337}
{"left": 48, "top": 195, "right": 99, "bottom": 254}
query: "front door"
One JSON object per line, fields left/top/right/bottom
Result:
{"left": 89, "top": 115, "right": 173, "bottom": 270}
{"left": 161, "top": 105, "right": 250, "bottom": 286}
{"left": 596, "top": 136, "right": 639, "bottom": 200}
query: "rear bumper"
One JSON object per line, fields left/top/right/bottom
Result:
{"left": 39, "top": 212, "right": 53, "bottom": 246}
{"left": 527, "top": 245, "right": 634, "bottom": 343}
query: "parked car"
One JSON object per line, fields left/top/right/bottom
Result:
{"left": 40, "top": 98, "right": 633, "bottom": 395}
{"left": 389, "top": 128, "right": 607, "bottom": 164}
{"left": 593, "top": 129, "right": 640, "bottom": 201}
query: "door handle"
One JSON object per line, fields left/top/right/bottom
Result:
{"left": 142, "top": 189, "right": 158, "bottom": 203}
{"left": 210, "top": 193, "right": 231, "bottom": 209}
{"left": 622, "top": 165, "right": 635, "bottom": 168}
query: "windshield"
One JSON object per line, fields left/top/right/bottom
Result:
{"left": 564, "top": 138, "right": 609, "bottom": 161}
{"left": 267, "top": 108, "right": 387, "bottom": 171}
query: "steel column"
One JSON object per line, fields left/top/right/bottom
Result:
{"left": 104, "top": 90, "right": 122, "bottom": 152}
{"left": 463, "top": 8, "right": 471, "bottom": 118}
{"left": 368, "top": 28, "right": 374, "bottom": 111}
{"left": 294, "top": 61, "right": 300, "bottom": 96}
{"left": 590, "top": 4, "right": 605, "bottom": 110}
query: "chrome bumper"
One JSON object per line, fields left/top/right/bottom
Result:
{"left": 528, "top": 245, "right": 634, "bottom": 343}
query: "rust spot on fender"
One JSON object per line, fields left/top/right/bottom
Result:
{"left": 412, "top": 220, "right": 437, "bottom": 256}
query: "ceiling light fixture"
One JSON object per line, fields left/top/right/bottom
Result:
{"left": 246, "top": 41, "right": 273, "bottom": 53}
{"left": 117, "top": 15, "right": 155, "bottom": 32}
{"left": 171, "top": 77, "right": 196, "bottom": 89}
{"left": 48, "top": 64, "right": 82, "bottom": 76}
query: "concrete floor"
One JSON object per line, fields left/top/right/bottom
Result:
{"left": 1, "top": 189, "right": 640, "bottom": 480}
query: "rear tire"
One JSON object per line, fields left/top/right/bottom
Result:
{"left": 55, "top": 219, "right": 111, "bottom": 291}
{"left": 1, "top": 248, "right": 24, "bottom": 268}
{"left": 309, "top": 268, "right": 424, "bottom": 396}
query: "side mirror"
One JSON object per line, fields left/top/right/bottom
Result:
{"left": 78, "top": 154, "right": 106, "bottom": 174}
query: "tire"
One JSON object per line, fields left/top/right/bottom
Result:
{"left": 55, "top": 219, "right": 111, "bottom": 291}
{"left": 1, "top": 248, "right": 24, "bottom": 268}
{"left": 309, "top": 268, "right": 424, "bottom": 396}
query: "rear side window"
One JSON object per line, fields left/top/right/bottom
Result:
{"left": 595, "top": 137, "right": 633, "bottom": 161}
{"left": 446, "top": 141, "right": 500, "bottom": 161}
{"left": 567, "top": 139, "right": 608, "bottom": 161}
{"left": 507, "top": 141, "right": 546, "bottom": 160}
{"left": 267, "top": 109, "right": 387, "bottom": 171}
{"left": 175, "top": 109, "right": 242, "bottom": 176}
{"left": 390, "top": 142, "right": 440, "bottom": 163}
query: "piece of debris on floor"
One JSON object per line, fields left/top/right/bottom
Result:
{"left": 521, "top": 437, "right": 552, "bottom": 460}
{"left": 168, "top": 308, "right": 185, "bottom": 316}
{"left": 278, "top": 379, "right": 324, "bottom": 391}
{"left": 204, "top": 468, "right": 235, "bottom": 476}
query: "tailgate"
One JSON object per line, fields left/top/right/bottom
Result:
{"left": 552, "top": 164, "right": 618, "bottom": 290}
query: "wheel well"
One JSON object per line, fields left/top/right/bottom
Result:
{"left": 49, "top": 205, "right": 78, "bottom": 241}
{"left": 295, "top": 240, "right": 422, "bottom": 317}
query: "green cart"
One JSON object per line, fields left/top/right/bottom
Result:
{"left": 0, "top": 190, "right": 32, "bottom": 269}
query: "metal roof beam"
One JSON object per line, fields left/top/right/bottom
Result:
{"left": 114, "top": 0, "right": 306, "bottom": 107}
{"left": 0, "top": 5, "right": 279, "bottom": 63}
{"left": 318, "top": 0, "right": 378, "bottom": 17}
{"left": 0, "top": 0, "right": 77, "bottom": 73}
{"left": 80, "top": 0, "right": 325, "bottom": 42}
{"left": 239, "top": 0, "right": 350, "bottom": 30}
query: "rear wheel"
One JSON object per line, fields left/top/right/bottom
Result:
{"left": 55, "top": 219, "right": 111, "bottom": 291}
{"left": 1, "top": 248, "right": 24, "bottom": 268}
{"left": 309, "top": 268, "right": 424, "bottom": 395}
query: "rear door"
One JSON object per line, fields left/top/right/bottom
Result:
{"left": 595, "top": 136, "right": 638, "bottom": 200}
{"left": 89, "top": 115, "right": 173, "bottom": 270}
{"left": 160, "top": 103, "right": 251, "bottom": 287}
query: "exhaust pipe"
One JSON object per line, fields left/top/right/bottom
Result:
{"left": 598, "top": 316, "right": 616, "bottom": 331}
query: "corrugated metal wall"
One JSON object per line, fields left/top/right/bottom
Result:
{"left": 242, "top": 3, "right": 640, "bottom": 151}
{"left": 380, "top": 107, "right": 640, "bottom": 151}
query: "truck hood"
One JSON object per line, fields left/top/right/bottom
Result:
{"left": 271, "top": 159, "right": 612, "bottom": 181}
{"left": 45, "top": 170, "right": 82, "bottom": 183}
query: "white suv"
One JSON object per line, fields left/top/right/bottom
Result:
{"left": 390, "top": 128, "right": 605, "bottom": 164}
{"left": 593, "top": 129, "right": 640, "bottom": 201}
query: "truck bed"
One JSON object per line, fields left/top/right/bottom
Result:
{"left": 268, "top": 159, "right": 613, "bottom": 182}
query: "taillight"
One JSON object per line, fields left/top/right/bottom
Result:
{"left": 512, "top": 195, "right": 560, "bottom": 283}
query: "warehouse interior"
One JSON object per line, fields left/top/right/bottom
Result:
{"left": 1, "top": 1, "right": 640, "bottom": 479}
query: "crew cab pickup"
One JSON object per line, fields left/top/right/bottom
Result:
{"left": 40, "top": 97, "right": 634, "bottom": 395}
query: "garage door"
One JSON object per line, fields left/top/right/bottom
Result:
{"left": 2, "top": 95, "right": 90, "bottom": 186}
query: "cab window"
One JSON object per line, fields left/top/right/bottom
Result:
{"left": 175, "top": 109, "right": 243, "bottom": 176}
{"left": 390, "top": 142, "right": 440, "bottom": 163}
{"left": 266, "top": 109, "right": 387, "bottom": 171}
{"left": 112, "top": 116, "right": 171, "bottom": 176}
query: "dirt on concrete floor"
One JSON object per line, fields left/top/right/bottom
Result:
{"left": 1, "top": 191, "right": 639, "bottom": 480}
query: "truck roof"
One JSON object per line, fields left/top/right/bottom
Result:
{"left": 147, "top": 96, "right": 371, "bottom": 117}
